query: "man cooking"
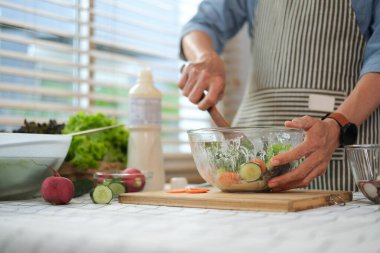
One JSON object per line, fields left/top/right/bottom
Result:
{"left": 178, "top": 0, "right": 380, "bottom": 191}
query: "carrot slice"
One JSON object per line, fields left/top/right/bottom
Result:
{"left": 186, "top": 189, "right": 209, "bottom": 194}
{"left": 217, "top": 172, "right": 240, "bottom": 187}
{"left": 165, "top": 189, "right": 187, "bottom": 193}
{"left": 187, "top": 187, "right": 210, "bottom": 192}
{"left": 166, "top": 187, "right": 210, "bottom": 194}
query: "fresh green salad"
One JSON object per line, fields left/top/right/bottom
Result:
{"left": 204, "top": 141, "right": 290, "bottom": 172}
{"left": 203, "top": 141, "right": 292, "bottom": 191}
{"left": 63, "top": 112, "right": 129, "bottom": 170}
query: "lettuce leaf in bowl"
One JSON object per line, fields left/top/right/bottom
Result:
{"left": 265, "top": 143, "right": 291, "bottom": 169}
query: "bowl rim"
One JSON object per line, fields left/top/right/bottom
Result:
{"left": 187, "top": 126, "right": 304, "bottom": 134}
{"left": 345, "top": 144, "right": 380, "bottom": 149}
{"left": 0, "top": 132, "right": 71, "bottom": 136}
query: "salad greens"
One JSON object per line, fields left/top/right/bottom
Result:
{"left": 12, "top": 119, "right": 65, "bottom": 134}
{"left": 204, "top": 141, "right": 252, "bottom": 173}
{"left": 204, "top": 141, "right": 291, "bottom": 173}
{"left": 265, "top": 143, "right": 291, "bottom": 168}
{"left": 63, "top": 112, "right": 129, "bottom": 170}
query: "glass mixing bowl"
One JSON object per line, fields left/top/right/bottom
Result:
{"left": 346, "top": 144, "right": 380, "bottom": 204}
{"left": 187, "top": 127, "right": 304, "bottom": 192}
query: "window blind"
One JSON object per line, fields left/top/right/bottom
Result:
{"left": 0, "top": 0, "right": 208, "bottom": 159}
{"left": 0, "top": 0, "right": 81, "bottom": 128}
{"left": 90, "top": 0, "right": 210, "bottom": 154}
{"left": 0, "top": 0, "right": 250, "bottom": 182}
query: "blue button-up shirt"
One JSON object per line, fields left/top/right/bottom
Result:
{"left": 181, "top": 0, "right": 380, "bottom": 77}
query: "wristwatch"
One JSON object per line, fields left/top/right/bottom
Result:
{"left": 321, "top": 112, "right": 358, "bottom": 147}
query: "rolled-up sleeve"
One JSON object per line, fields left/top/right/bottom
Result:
{"left": 360, "top": 0, "right": 380, "bottom": 76}
{"left": 180, "top": 0, "right": 250, "bottom": 59}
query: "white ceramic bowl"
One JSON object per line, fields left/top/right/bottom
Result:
{"left": 0, "top": 133, "right": 72, "bottom": 200}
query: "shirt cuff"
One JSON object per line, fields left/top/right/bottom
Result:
{"left": 360, "top": 53, "right": 380, "bottom": 77}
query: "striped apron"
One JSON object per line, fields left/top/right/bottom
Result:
{"left": 233, "top": 0, "right": 380, "bottom": 191}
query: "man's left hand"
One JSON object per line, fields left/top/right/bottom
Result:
{"left": 267, "top": 115, "right": 341, "bottom": 191}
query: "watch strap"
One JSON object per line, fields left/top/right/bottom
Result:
{"left": 321, "top": 112, "right": 349, "bottom": 127}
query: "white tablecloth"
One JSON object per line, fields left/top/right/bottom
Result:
{"left": 0, "top": 192, "right": 379, "bottom": 253}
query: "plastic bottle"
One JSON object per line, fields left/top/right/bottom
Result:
{"left": 127, "top": 68, "right": 165, "bottom": 191}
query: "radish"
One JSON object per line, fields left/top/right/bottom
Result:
{"left": 121, "top": 168, "right": 145, "bottom": 192}
{"left": 362, "top": 182, "right": 379, "bottom": 200}
{"left": 41, "top": 167, "right": 74, "bottom": 205}
{"left": 122, "top": 168, "right": 141, "bottom": 174}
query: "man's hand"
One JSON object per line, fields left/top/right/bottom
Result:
{"left": 178, "top": 52, "right": 225, "bottom": 110}
{"left": 267, "top": 116, "right": 341, "bottom": 191}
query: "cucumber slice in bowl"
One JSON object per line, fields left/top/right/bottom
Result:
{"left": 90, "top": 185, "right": 113, "bottom": 204}
{"left": 239, "top": 162, "right": 262, "bottom": 182}
{"left": 108, "top": 182, "right": 126, "bottom": 197}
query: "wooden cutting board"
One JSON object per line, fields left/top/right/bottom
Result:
{"left": 118, "top": 188, "right": 352, "bottom": 212}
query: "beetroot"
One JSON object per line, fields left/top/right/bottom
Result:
{"left": 41, "top": 168, "right": 74, "bottom": 205}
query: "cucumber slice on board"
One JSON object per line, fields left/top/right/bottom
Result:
{"left": 108, "top": 182, "right": 126, "bottom": 196}
{"left": 239, "top": 162, "right": 262, "bottom": 182}
{"left": 90, "top": 185, "right": 113, "bottom": 204}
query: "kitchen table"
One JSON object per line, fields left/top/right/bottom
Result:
{"left": 0, "top": 192, "right": 379, "bottom": 253}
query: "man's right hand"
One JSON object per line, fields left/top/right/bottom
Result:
{"left": 179, "top": 32, "right": 226, "bottom": 110}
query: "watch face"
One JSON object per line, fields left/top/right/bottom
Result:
{"left": 341, "top": 123, "right": 358, "bottom": 146}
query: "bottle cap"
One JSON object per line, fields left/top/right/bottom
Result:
{"left": 137, "top": 68, "right": 153, "bottom": 87}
